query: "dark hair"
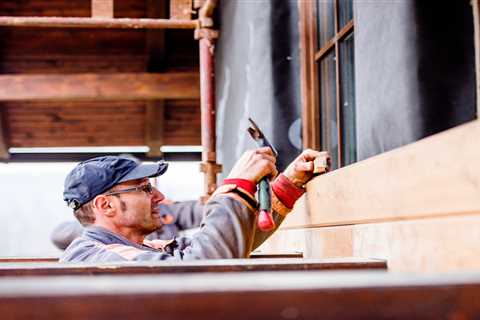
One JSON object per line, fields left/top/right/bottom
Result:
{"left": 73, "top": 185, "right": 128, "bottom": 226}
{"left": 73, "top": 200, "right": 95, "bottom": 226}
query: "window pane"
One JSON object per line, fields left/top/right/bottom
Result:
{"left": 316, "top": 0, "right": 335, "bottom": 49}
{"left": 338, "top": 0, "right": 353, "bottom": 29}
{"left": 318, "top": 51, "right": 338, "bottom": 169}
{"left": 340, "top": 33, "right": 356, "bottom": 166}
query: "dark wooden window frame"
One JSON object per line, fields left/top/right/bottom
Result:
{"left": 299, "top": 0, "right": 354, "bottom": 168}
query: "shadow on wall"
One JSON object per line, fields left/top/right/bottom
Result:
{"left": 415, "top": 0, "right": 476, "bottom": 137}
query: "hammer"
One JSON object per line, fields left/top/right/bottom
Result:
{"left": 247, "top": 118, "right": 278, "bottom": 232}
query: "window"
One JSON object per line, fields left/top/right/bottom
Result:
{"left": 299, "top": 0, "right": 355, "bottom": 169}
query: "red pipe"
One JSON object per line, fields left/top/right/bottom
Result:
{"left": 197, "top": 26, "right": 221, "bottom": 196}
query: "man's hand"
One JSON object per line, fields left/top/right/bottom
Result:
{"left": 283, "top": 149, "right": 330, "bottom": 187}
{"left": 227, "top": 147, "right": 278, "bottom": 183}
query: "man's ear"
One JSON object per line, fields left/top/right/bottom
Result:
{"left": 92, "top": 195, "right": 116, "bottom": 217}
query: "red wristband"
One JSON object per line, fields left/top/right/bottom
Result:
{"left": 271, "top": 174, "right": 305, "bottom": 209}
{"left": 223, "top": 178, "right": 257, "bottom": 197}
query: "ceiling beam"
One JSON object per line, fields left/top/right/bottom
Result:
{"left": 3, "top": 152, "right": 201, "bottom": 163}
{"left": 0, "top": 72, "right": 200, "bottom": 101}
{"left": 0, "top": 16, "right": 197, "bottom": 29}
{"left": 91, "top": 0, "right": 114, "bottom": 18}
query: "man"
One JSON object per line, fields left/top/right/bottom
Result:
{"left": 61, "top": 147, "right": 327, "bottom": 262}
{"left": 51, "top": 200, "right": 204, "bottom": 250}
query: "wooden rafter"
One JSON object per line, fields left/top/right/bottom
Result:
{"left": 0, "top": 16, "right": 197, "bottom": 29}
{"left": 0, "top": 73, "right": 199, "bottom": 101}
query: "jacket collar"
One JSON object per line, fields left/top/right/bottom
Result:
{"left": 84, "top": 225, "right": 158, "bottom": 252}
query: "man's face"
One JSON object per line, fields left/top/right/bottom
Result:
{"left": 109, "top": 178, "right": 165, "bottom": 234}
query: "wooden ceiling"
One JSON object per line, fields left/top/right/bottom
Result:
{"left": 0, "top": 0, "right": 201, "bottom": 159}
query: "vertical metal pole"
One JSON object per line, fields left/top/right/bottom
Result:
{"left": 196, "top": 27, "right": 222, "bottom": 197}
{"left": 196, "top": 0, "right": 222, "bottom": 198}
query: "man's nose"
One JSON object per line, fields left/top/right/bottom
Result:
{"left": 152, "top": 187, "right": 165, "bottom": 203}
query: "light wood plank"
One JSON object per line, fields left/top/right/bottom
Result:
{"left": 305, "top": 119, "right": 480, "bottom": 227}
{"left": 0, "top": 73, "right": 199, "bottom": 101}
{"left": 299, "top": 214, "right": 480, "bottom": 273}
{"left": 255, "top": 228, "right": 307, "bottom": 254}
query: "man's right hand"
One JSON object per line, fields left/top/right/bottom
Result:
{"left": 226, "top": 147, "right": 278, "bottom": 183}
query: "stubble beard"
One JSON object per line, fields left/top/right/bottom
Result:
{"left": 119, "top": 198, "right": 158, "bottom": 235}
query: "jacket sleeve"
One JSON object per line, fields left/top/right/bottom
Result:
{"left": 169, "top": 200, "right": 204, "bottom": 230}
{"left": 61, "top": 193, "right": 258, "bottom": 263}
{"left": 140, "top": 194, "right": 257, "bottom": 261}
{"left": 177, "top": 194, "right": 257, "bottom": 259}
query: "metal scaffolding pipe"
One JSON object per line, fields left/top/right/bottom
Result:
{"left": 197, "top": 0, "right": 221, "bottom": 197}
{"left": 198, "top": 29, "right": 221, "bottom": 196}
{"left": 0, "top": 16, "right": 198, "bottom": 29}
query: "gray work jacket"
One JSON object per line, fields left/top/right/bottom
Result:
{"left": 60, "top": 194, "right": 284, "bottom": 262}
{"left": 51, "top": 200, "right": 204, "bottom": 250}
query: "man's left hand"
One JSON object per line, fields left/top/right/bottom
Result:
{"left": 283, "top": 149, "right": 330, "bottom": 187}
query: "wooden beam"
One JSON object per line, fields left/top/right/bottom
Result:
{"left": 304, "top": 119, "right": 480, "bottom": 227}
{"left": 170, "top": 0, "right": 193, "bottom": 20}
{"left": 0, "top": 73, "right": 200, "bottom": 101}
{"left": 3, "top": 272, "right": 480, "bottom": 319}
{"left": 91, "top": 0, "right": 114, "bottom": 18}
{"left": 303, "top": 214, "right": 480, "bottom": 273}
{"left": 0, "top": 258, "right": 386, "bottom": 276}
{"left": 0, "top": 16, "right": 198, "bottom": 29}
{"left": 145, "top": 101, "right": 164, "bottom": 157}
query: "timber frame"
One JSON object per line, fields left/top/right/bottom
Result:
{"left": 0, "top": 0, "right": 221, "bottom": 197}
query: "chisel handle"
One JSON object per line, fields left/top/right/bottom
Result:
{"left": 257, "top": 178, "right": 275, "bottom": 231}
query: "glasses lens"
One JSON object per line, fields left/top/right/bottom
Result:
{"left": 144, "top": 183, "right": 153, "bottom": 194}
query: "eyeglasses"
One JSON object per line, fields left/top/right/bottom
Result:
{"left": 103, "top": 183, "right": 154, "bottom": 197}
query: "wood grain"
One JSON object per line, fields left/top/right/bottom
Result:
{"left": 281, "top": 214, "right": 480, "bottom": 273}
{"left": 5, "top": 100, "right": 201, "bottom": 147}
{"left": 2, "top": 271, "right": 480, "bottom": 319}
{"left": 0, "top": 73, "right": 200, "bottom": 101}
{"left": 0, "top": 258, "right": 386, "bottom": 277}
{"left": 305, "top": 119, "right": 480, "bottom": 227}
